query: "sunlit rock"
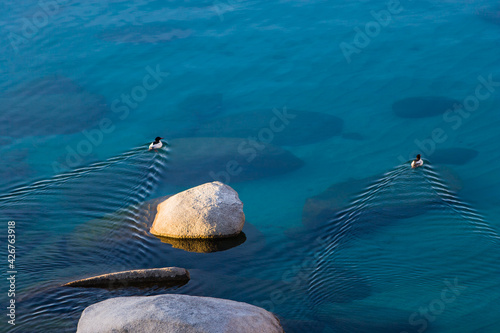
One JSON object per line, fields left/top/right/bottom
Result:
{"left": 76, "top": 294, "right": 285, "bottom": 333}
{"left": 150, "top": 182, "right": 245, "bottom": 239}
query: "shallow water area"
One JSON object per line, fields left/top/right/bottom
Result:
{"left": 1, "top": 0, "right": 500, "bottom": 332}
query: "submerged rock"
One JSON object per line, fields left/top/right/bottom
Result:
{"left": 150, "top": 182, "right": 245, "bottom": 239}
{"left": 303, "top": 165, "right": 463, "bottom": 229}
{"left": 162, "top": 137, "right": 304, "bottom": 186}
{"left": 178, "top": 93, "right": 224, "bottom": 119}
{"left": 341, "top": 132, "right": 365, "bottom": 140}
{"left": 477, "top": 5, "right": 500, "bottom": 25}
{"left": 76, "top": 294, "right": 285, "bottom": 333}
{"left": 63, "top": 267, "right": 189, "bottom": 289}
{"left": 190, "top": 109, "right": 344, "bottom": 146}
{"left": 302, "top": 176, "right": 378, "bottom": 229}
{"left": 0, "top": 76, "right": 108, "bottom": 138}
{"left": 431, "top": 147, "right": 478, "bottom": 165}
{"left": 393, "top": 96, "right": 460, "bottom": 118}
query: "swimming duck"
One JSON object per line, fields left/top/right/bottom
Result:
{"left": 149, "top": 137, "right": 163, "bottom": 151}
{"left": 411, "top": 154, "right": 424, "bottom": 168}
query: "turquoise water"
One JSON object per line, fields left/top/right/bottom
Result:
{"left": 1, "top": 0, "right": 500, "bottom": 332}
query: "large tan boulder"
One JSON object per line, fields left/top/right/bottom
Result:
{"left": 76, "top": 294, "right": 285, "bottom": 333}
{"left": 150, "top": 182, "right": 245, "bottom": 239}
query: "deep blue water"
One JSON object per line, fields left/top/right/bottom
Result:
{"left": 1, "top": 0, "right": 500, "bottom": 332}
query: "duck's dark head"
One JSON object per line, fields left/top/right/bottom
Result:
{"left": 155, "top": 137, "right": 163, "bottom": 142}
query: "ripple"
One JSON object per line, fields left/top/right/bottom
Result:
{"left": 305, "top": 163, "right": 500, "bottom": 331}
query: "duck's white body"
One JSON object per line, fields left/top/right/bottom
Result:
{"left": 149, "top": 141, "right": 163, "bottom": 150}
{"left": 411, "top": 160, "right": 423, "bottom": 168}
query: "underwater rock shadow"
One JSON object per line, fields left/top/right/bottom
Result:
{"left": 0, "top": 76, "right": 109, "bottom": 138}
{"left": 302, "top": 165, "right": 464, "bottom": 230}
{"left": 477, "top": 5, "right": 500, "bottom": 25}
{"left": 178, "top": 93, "right": 224, "bottom": 120}
{"left": 392, "top": 96, "right": 460, "bottom": 118}
{"left": 430, "top": 147, "right": 478, "bottom": 165}
{"left": 190, "top": 109, "right": 344, "bottom": 146}
{"left": 303, "top": 163, "right": 500, "bottom": 326}
{"left": 159, "top": 137, "right": 304, "bottom": 187}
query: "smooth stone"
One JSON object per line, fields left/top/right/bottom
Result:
{"left": 392, "top": 96, "right": 460, "bottom": 118}
{"left": 431, "top": 147, "right": 478, "bottom": 165}
{"left": 138, "top": 195, "right": 173, "bottom": 227}
{"left": 178, "top": 93, "right": 224, "bottom": 119}
{"left": 139, "top": 195, "right": 264, "bottom": 254}
{"left": 158, "top": 232, "right": 247, "bottom": 253}
{"left": 162, "top": 137, "right": 304, "bottom": 186}
{"left": 191, "top": 109, "right": 344, "bottom": 146}
{"left": 0, "top": 76, "right": 108, "bottom": 137}
{"left": 76, "top": 294, "right": 285, "bottom": 333}
{"left": 151, "top": 182, "right": 245, "bottom": 239}
{"left": 63, "top": 267, "right": 189, "bottom": 289}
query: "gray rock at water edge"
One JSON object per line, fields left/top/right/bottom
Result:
{"left": 150, "top": 182, "right": 245, "bottom": 239}
{"left": 63, "top": 267, "right": 189, "bottom": 289}
{"left": 76, "top": 294, "right": 285, "bottom": 333}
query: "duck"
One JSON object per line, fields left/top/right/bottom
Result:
{"left": 411, "top": 154, "right": 424, "bottom": 168}
{"left": 149, "top": 137, "right": 163, "bottom": 151}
